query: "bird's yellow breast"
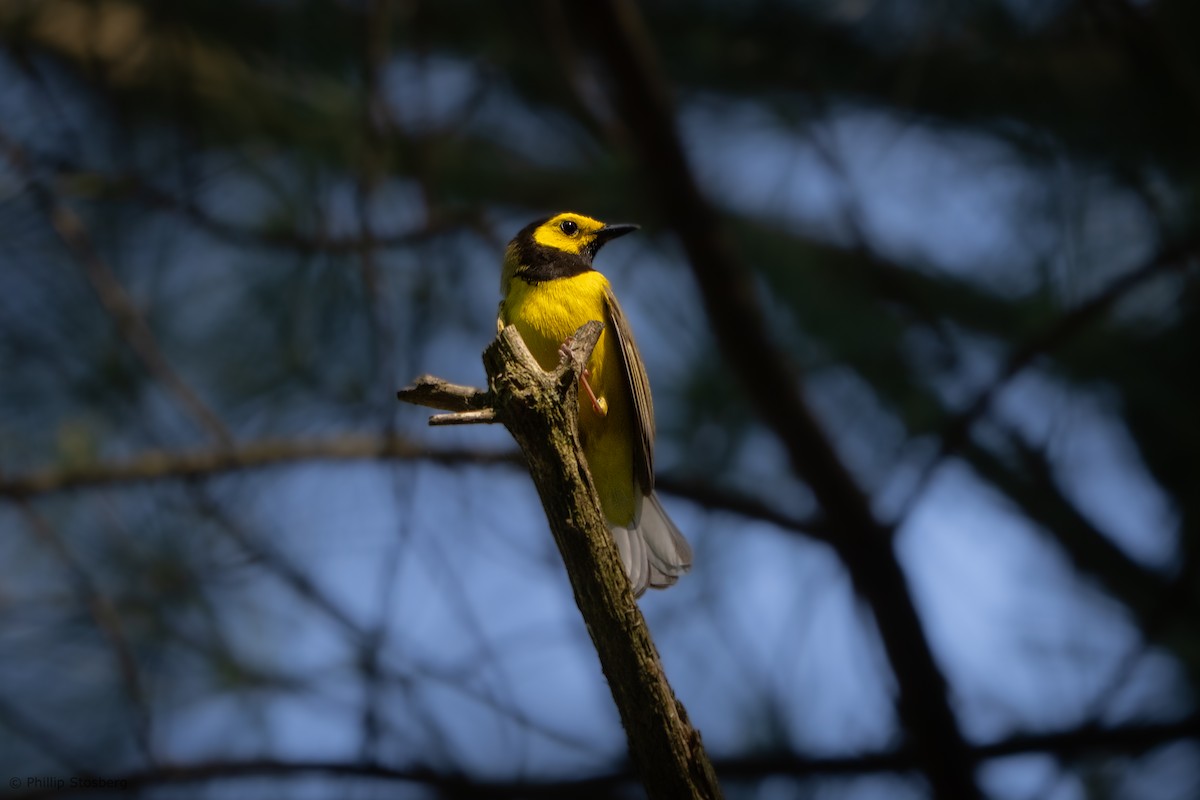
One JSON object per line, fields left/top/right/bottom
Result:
{"left": 501, "top": 271, "right": 610, "bottom": 370}
{"left": 499, "top": 271, "right": 638, "bottom": 525}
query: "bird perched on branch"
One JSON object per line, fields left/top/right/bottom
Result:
{"left": 498, "top": 212, "right": 692, "bottom": 596}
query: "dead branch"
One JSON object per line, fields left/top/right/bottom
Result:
{"left": 398, "top": 321, "right": 722, "bottom": 800}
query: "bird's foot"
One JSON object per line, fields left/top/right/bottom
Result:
{"left": 559, "top": 341, "right": 607, "bottom": 417}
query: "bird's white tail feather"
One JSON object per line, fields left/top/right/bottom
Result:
{"left": 611, "top": 492, "right": 692, "bottom": 597}
{"left": 610, "top": 524, "right": 646, "bottom": 594}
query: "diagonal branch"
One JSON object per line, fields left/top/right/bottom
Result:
{"left": 579, "top": 3, "right": 980, "bottom": 798}
{"left": 399, "top": 321, "right": 723, "bottom": 800}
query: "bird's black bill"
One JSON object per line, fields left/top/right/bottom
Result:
{"left": 588, "top": 224, "right": 639, "bottom": 258}
{"left": 597, "top": 223, "right": 639, "bottom": 243}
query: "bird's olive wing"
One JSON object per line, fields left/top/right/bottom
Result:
{"left": 603, "top": 285, "right": 655, "bottom": 493}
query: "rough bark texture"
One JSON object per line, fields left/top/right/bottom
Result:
{"left": 398, "top": 322, "right": 722, "bottom": 800}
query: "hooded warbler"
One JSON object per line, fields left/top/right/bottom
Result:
{"left": 498, "top": 212, "right": 692, "bottom": 596}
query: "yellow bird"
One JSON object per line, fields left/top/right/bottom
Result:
{"left": 498, "top": 212, "right": 692, "bottom": 596}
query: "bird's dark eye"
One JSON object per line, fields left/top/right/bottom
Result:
{"left": 559, "top": 219, "right": 579, "bottom": 236}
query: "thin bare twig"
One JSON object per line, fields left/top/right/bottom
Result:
{"left": 429, "top": 408, "right": 499, "bottom": 425}
{"left": 397, "top": 376, "right": 493, "bottom": 412}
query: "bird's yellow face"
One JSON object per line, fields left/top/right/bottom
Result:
{"left": 531, "top": 212, "right": 610, "bottom": 255}
{"left": 502, "top": 212, "right": 639, "bottom": 292}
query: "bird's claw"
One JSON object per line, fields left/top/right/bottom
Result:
{"left": 560, "top": 341, "right": 607, "bottom": 417}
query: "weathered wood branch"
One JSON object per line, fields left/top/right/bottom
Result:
{"left": 397, "top": 322, "right": 722, "bottom": 800}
